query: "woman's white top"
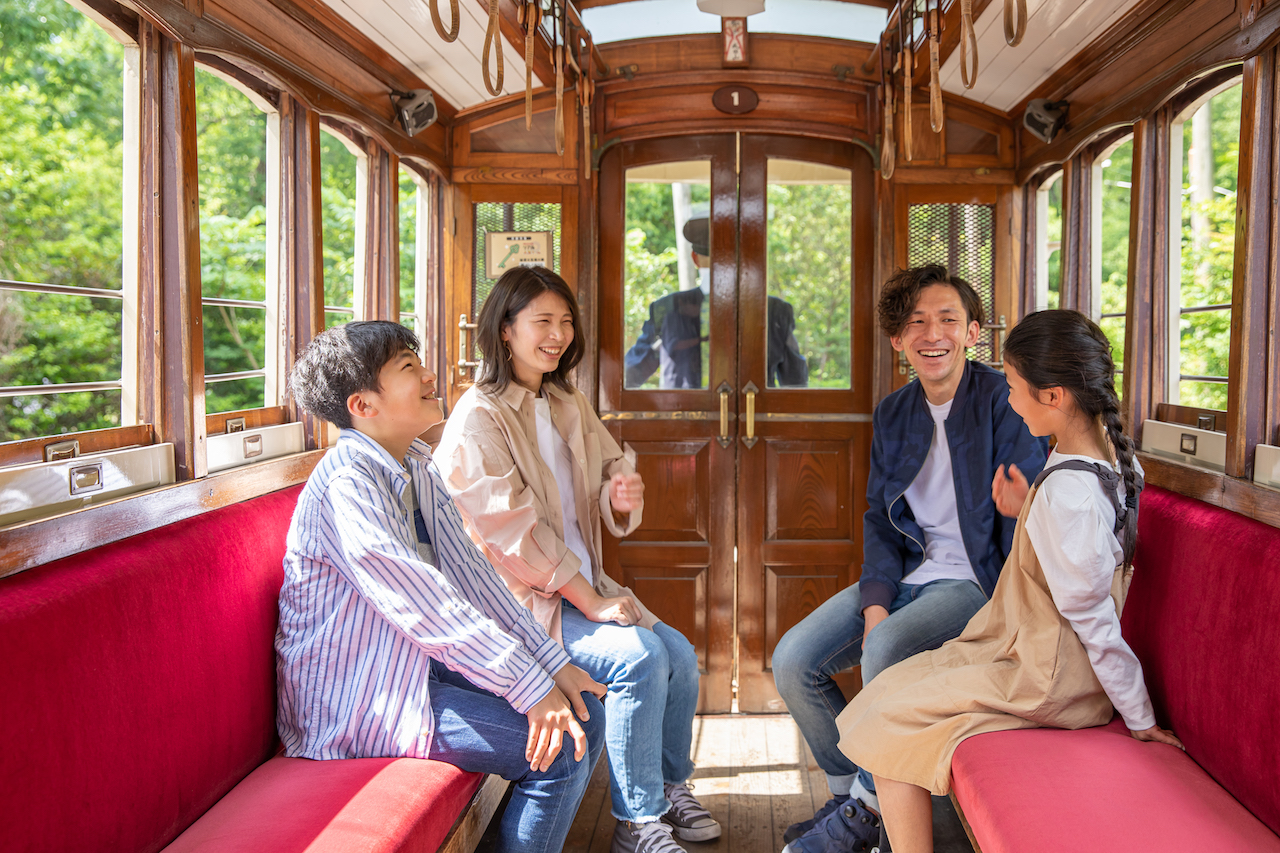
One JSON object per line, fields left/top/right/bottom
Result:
{"left": 1025, "top": 448, "right": 1156, "bottom": 731}
{"left": 533, "top": 396, "right": 594, "bottom": 587}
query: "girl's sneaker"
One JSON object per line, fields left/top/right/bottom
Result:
{"left": 662, "top": 781, "right": 722, "bottom": 841}
{"left": 780, "top": 798, "right": 881, "bottom": 853}
{"left": 612, "top": 819, "right": 688, "bottom": 853}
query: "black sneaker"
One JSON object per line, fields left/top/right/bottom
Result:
{"left": 782, "top": 795, "right": 849, "bottom": 845}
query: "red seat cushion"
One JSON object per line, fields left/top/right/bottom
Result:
{"left": 162, "top": 756, "right": 486, "bottom": 853}
{"left": 952, "top": 718, "right": 1280, "bottom": 853}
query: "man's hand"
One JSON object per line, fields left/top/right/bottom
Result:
{"left": 552, "top": 663, "right": 606, "bottom": 722}
{"left": 991, "top": 463, "right": 1030, "bottom": 518}
{"left": 609, "top": 472, "right": 644, "bottom": 514}
{"left": 1130, "top": 724, "right": 1184, "bottom": 751}
{"left": 863, "top": 604, "right": 889, "bottom": 648}
{"left": 525, "top": 686, "right": 589, "bottom": 772}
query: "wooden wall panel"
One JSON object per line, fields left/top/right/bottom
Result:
{"left": 1059, "top": 152, "right": 1094, "bottom": 315}
{"left": 599, "top": 32, "right": 877, "bottom": 83}
{"left": 363, "top": 142, "right": 401, "bottom": 322}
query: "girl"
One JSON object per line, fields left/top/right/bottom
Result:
{"left": 831, "top": 310, "right": 1182, "bottom": 853}
{"left": 433, "top": 267, "right": 718, "bottom": 853}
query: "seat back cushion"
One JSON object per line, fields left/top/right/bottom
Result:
{"left": 1124, "top": 485, "right": 1280, "bottom": 835}
{"left": 0, "top": 485, "right": 303, "bottom": 853}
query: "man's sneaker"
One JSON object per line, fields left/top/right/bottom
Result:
{"left": 780, "top": 798, "right": 881, "bottom": 853}
{"left": 783, "top": 795, "right": 849, "bottom": 844}
{"left": 662, "top": 781, "right": 722, "bottom": 841}
{"left": 612, "top": 819, "right": 688, "bottom": 853}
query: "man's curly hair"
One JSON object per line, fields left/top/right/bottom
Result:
{"left": 877, "top": 264, "right": 985, "bottom": 338}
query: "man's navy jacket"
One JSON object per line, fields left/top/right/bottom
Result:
{"left": 859, "top": 360, "right": 1049, "bottom": 612}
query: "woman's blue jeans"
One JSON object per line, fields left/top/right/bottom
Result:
{"left": 428, "top": 660, "right": 605, "bottom": 853}
{"left": 561, "top": 603, "right": 700, "bottom": 823}
{"left": 772, "top": 578, "right": 987, "bottom": 796}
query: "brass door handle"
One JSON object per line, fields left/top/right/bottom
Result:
{"left": 716, "top": 381, "right": 733, "bottom": 448}
{"left": 458, "top": 313, "right": 480, "bottom": 378}
{"left": 741, "top": 381, "right": 759, "bottom": 449}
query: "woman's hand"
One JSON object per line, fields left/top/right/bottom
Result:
{"left": 609, "top": 471, "right": 644, "bottom": 514}
{"left": 524, "top": 686, "right": 589, "bottom": 771}
{"left": 991, "top": 463, "right": 1030, "bottom": 517}
{"left": 552, "top": 663, "right": 606, "bottom": 722}
{"left": 580, "top": 590, "right": 643, "bottom": 627}
{"left": 1130, "top": 724, "right": 1184, "bottom": 751}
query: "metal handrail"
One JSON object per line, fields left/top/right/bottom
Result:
{"left": 0, "top": 380, "right": 122, "bottom": 398}
{"left": 1179, "top": 302, "right": 1231, "bottom": 315}
{"left": 205, "top": 369, "right": 266, "bottom": 385}
{"left": 203, "top": 296, "right": 267, "bottom": 310}
{"left": 1180, "top": 374, "right": 1228, "bottom": 383}
{"left": 0, "top": 278, "right": 123, "bottom": 300}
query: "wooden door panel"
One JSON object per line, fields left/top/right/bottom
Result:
{"left": 627, "top": 440, "right": 711, "bottom": 542}
{"left": 618, "top": 548, "right": 710, "bottom": 668}
{"left": 765, "top": 561, "right": 857, "bottom": 671}
{"left": 767, "top": 439, "right": 854, "bottom": 540}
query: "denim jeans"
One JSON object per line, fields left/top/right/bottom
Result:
{"left": 772, "top": 578, "right": 987, "bottom": 796}
{"left": 428, "top": 659, "right": 605, "bottom": 853}
{"left": 561, "top": 603, "right": 699, "bottom": 822}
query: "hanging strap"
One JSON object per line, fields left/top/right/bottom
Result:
{"left": 1004, "top": 0, "right": 1027, "bottom": 47}
{"left": 578, "top": 64, "right": 594, "bottom": 171}
{"left": 1032, "top": 460, "right": 1142, "bottom": 538}
{"left": 482, "top": 0, "right": 505, "bottom": 97}
{"left": 520, "top": 1, "right": 543, "bottom": 129}
{"left": 880, "top": 39, "right": 895, "bottom": 180}
{"left": 928, "top": 0, "right": 944, "bottom": 133}
{"left": 900, "top": 5, "right": 913, "bottom": 161}
{"left": 430, "top": 0, "right": 460, "bottom": 43}
{"left": 552, "top": 3, "right": 565, "bottom": 156}
{"left": 959, "top": 0, "right": 979, "bottom": 89}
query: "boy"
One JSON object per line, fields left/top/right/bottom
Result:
{"left": 773, "top": 265, "right": 1047, "bottom": 853}
{"left": 277, "top": 321, "right": 605, "bottom": 853}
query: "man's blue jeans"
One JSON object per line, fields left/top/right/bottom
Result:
{"left": 428, "top": 660, "right": 605, "bottom": 853}
{"left": 561, "top": 603, "right": 699, "bottom": 823}
{"left": 772, "top": 578, "right": 987, "bottom": 796}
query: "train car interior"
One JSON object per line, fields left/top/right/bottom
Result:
{"left": 2, "top": 0, "right": 1279, "bottom": 851}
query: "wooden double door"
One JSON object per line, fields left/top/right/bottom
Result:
{"left": 598, "top": 134, "right": 875, "bottom": 712}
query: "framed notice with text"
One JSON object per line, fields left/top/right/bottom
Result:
{"left": 484, "top": 231, "right": 554, "bottom": 279}
{"left": 722, "top": 17, "right": 748, "bottom": 68}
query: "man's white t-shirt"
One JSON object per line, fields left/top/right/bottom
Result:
{"left": 534, "top": 397, "right": 595, "bottom": 586}
{"left": 901, "top": 397, "right": 981, "bottom": 588}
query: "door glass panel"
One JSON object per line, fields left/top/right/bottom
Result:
{"left": 623, "top": 161, "right": 712, "bottom": 390}
{"left": 766, "top": 159, "right": 851, "bottom": 388}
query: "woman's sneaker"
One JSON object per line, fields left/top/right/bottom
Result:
{"left": 783, "top": 795, "right": 849, "bottom": 844}
{"left": 612, "top": 819, "right": 689, "bottom": 853}
{"left": 780, "top": 798, "right": 881, "bottom": 853}
{"left": 662, "top": 781, "right": 722, "bottom": 841}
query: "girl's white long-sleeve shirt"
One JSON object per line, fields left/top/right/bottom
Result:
{"left": 1024, "top": 449, "right": 1157, "bottom": 731}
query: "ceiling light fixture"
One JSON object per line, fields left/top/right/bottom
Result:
{"left": 696, "top": 0, "right": 765, "bottom": 16}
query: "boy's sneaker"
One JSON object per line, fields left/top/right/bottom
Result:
{"left": 783, "top": 795, "right": 849, "bottom": 844}
{"left": 780, "top": 798, "right": 881, "bottom": 853}
{"left": 662, "top": 781, "right": 722, "bottom": 841}
{"left": 612, "top": 819, "right": 688, "bottom": 853}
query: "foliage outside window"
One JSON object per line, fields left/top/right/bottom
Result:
{"left": 0, "top": 2, "right": 126, "bottom": 442}
{"left": 195, "top": 68, "right": 268, "bottom": 415}
{"left": 398, "top": 167, "right": 428, "bottom": 349}
{"left": 1174, "top": 83, "right": 1241, "bottom": 411}
{"left": 321, "top": 129, "right": 359, "bottom": 328}
{"left": 1037, "top": 174, "right": 1063, "bottom": 311}
{"left": 1098, "top": 137, "right": 1133, "bottom": 391}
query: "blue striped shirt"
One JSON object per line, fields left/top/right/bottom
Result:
{"left": 276, "top": 429, "right": 571, "bottom": 760}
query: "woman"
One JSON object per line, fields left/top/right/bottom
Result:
{"left": 434, "top": 266, "right": 719, "bottom": 853}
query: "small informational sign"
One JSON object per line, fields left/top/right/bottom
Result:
{"left": 485, "top": 231, "right": 553, "bottom": 279}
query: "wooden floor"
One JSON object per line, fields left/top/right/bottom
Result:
{"left": 481, "top": 714, "right": 975, "bottom": 853}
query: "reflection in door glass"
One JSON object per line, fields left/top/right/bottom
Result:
{"left": 766, "top": 159, "right": 851, "bottom": 388}
{"left": 623, "top": 161, "right": 712, "bottom": 390}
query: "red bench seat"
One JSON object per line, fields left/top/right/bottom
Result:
{"left": 951, "top": 485, "right": 1280, "bottom": 852}
{"left": 0, "top": 484, "right": 493, "bottom": 853}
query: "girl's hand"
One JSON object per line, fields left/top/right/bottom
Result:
{"left": 525, "top": 686, "right": 588, "bottom": 771}
{"left": 992, "top": 464, "right": 1030, "bottom": 517}
{"left": 609, "top": 472, "right": 644, "bottom": 513}
{"left": 582, "top": 592, "right": 643, "bottom": 626}
{"left": 1130, "top": 724, "right": 1184, "bottom": 751}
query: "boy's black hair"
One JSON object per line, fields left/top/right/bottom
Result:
{"left": 877, "top": 263, "right": 985, "bottom": 338}
{"left": 289, "top": 321, "right": 420, "bottom": 430}
{"left": 475, "top": 266, "right": 584, "bottom": 392}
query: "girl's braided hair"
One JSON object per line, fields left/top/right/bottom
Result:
{"left": 1003, "top": 309, "right": 1141, "bottom": 566}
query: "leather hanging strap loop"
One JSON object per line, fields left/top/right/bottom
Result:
{"left": 959, "top": 0, "right": 979, "bottom": 89}
{"left": 929, "top": 2, "right": 944, "bottom": 133}
{"left": 902, "top": 23, "right": 913, "bottom": 161}
{"left": 482, "top": 0, "right": 504, "bottom": 97}
{"left": 1004, "top": 0, "right": 1027, "bottom": 47}
{"left": 520, "top": 2, "right": 542, "bottom": 129}
{"left": 880, "top": 39, "right": 895, "bottom": 180}
{"left": 579, "top": 68, "right": 594, "bottom": 171}
{"left": 554, "top": 44, "right": 566, "bottom": 155}
{"left": 430, "top": 0, "right": 460, "bottom": 43}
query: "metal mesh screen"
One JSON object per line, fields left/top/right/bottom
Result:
{"left": 906, "top": 203, "right": 997, "bottom": 366}
{"left": 473, "top": 202, "right": 562, "bottom": 315}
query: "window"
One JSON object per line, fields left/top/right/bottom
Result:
{"left": 0, "top": 2, "right": 134, "bottom": 442}
{"left": 1096, "top": 136, "right": 1134, "bottom": 389}
{"left": 320, "top": 126, "right": 365, "bottom": 328}
{"left": 1170, "top": 81, "right": 1241, "bottom": 410}
{"left": 195, "top": 67, "right": 277, "bottom": 414}
{"left": 399, "top": 167, "right": 429, "bottom": 349}
{"left": 1035, "top": 172, "right": 1063, "bottom": 311}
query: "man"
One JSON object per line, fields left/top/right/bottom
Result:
{"left": 773, "top": 265, "right": 1047, "bottom": 853}
{"left": 624, "top": 217, "right": 807, "bottom": 389}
